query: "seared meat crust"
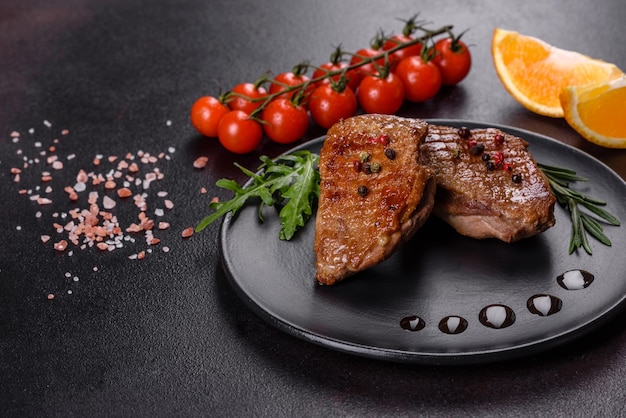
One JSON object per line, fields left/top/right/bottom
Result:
{"left": 419, "top": 125, "right": 556, "bottom": 242}
{"left": 314, "top": 115, "right": 435, "bottom": 285}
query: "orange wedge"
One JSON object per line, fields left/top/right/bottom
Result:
{"left": 492, "top": 28, "right": 623, "bottom": 118}
{"left": 560, "top": 75, "right": 626, "bottom": 148}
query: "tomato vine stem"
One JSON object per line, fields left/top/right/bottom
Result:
{"left": 238, "top": 24, "right": 454, "bottom": 118}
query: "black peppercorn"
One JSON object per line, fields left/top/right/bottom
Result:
{"left": 458, "top": 127, "right": 471, "bottom": 139}
{"left": 481, "top": 153, "right": 490, "bottom": 162}
{"left": 486, "top": 161, "right": 495, "bottom": 171}
{"left": 357, "top": 185, "right": 368, "bottom": 197}
{"left": 384, "top": 148, "right": 396, "bottom": 160}
{"left": 512, "top": 174, "right": 523, "bottom": 183}
{"left": 470, "top": 143, "right": 485, "bottom": 156}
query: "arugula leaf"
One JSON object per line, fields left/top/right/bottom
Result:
{"left": 195, "top": 150, "right": 320, "bottom": 240}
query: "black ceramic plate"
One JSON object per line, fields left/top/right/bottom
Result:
{"left": 219, "top": 120, "right": 626, "bottom": 365}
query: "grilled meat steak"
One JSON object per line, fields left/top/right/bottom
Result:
{"left": 314, "top": 115, "right": 436, "bottom": 285}
{"left": 419, "top": 125, "right": 556, "bottom": 242}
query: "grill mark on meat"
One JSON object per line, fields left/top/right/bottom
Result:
{"left": 420, "top": 125, "right": 556, "bottom": 243}
{"left": 314, "top": 115, "right": 435, "bottom": 285}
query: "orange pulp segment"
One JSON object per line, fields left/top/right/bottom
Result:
{"left": 560, "top": 75, "right": 626, "bottom": 148}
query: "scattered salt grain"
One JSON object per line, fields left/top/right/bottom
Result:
{"left": 102, "top": 195, "right": 116, "bottom": 210}
{"left": 117, "top": 187, "right": 132, "bottom": 198}
{"left": 193, "top": 156, "right": 208, "bottom": 169}
{"left": 37, "top": 197, "right": 53, "bottom": 205}
{"left": 54, "top": 240, "right": 68, "bottom": 252}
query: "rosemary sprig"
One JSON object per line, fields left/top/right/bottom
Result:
{"left": 538, "top": 163, "right": 621, "bottom": 254}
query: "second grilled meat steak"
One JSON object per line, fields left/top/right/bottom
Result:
{"left": 314, "top": 115, "right": 436, "bottom": 285}
{"left": 419, "top": 125, "right": 556, "bottom": 242}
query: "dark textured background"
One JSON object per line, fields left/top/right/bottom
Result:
{"left": 1, "top": 1, "right": 626, "bottom": 416}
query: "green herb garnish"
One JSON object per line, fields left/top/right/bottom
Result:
{"left": 195, "top": 150, "right": 320, "bottom": 240}
{"left": 196, "top": 153, "right": 620, "bottom": 252}
{"left": 539, "top": 163, "right": 621, "bottom": 254}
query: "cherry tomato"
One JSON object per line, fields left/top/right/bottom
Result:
{"left": 261, "top": 98, "right": 309, "bottom": 144}
{"left": 357, "top": 72, "right": 405, "bottom": 115}
{"left": 349, "top": 48, "right": 384, "bottom": 82}
{"left": 228, "top": 82, "right": 268, "bottom": 115}
{"left": 217, "top": 110, "right": 263, "bottom": 154}
{"left": 190, "top": 96, "right": 229, "bottom": 137}
{"left": 395, "top": 55, "right": 442, "bottom": 102}
{"left": 269, "top": 71, "right": 314, "bottom": 105}
{"left": 382, "top": 34, "right": 422, "bottom": 69}
{"left": 432, "top": 35, "right": 472, "bottom": 85}
{"left": 312, "top": 62, "right": 360, "bottom": 92}
{"left": 309, "top": 84, "right": 357, "bottom": 129}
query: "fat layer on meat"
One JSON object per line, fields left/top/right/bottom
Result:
{"left": 314, "top": 115, "right": 435, "bottom": 285}
{"left": 419, "top": 125, "right": 556, "bottom": 242}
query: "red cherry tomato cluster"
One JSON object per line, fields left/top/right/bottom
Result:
{"left": 190, "top": 18, "right": 471, "bottom": 154}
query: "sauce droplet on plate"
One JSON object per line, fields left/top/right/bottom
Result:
{"left": 438, "top": 316, "right": 468, "bottom": 334}
{"left": 557, "top": 269, "right": 594, "bottom": 290}
{"left": 527, "top": 294, "right": 562, "bottom": 316}
{"left": 479, "top": 304, "right": 516, "bottom": 329}
{"left": 400, "top": 315, "right": 426, "bottom": 332}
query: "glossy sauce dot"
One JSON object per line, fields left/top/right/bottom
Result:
{"left": 527, "top": 294, "right": 562, "bottom": 316}
{"left": 438, "top": 316, "right": 468, "bottom": 334}
{"left": 479, "top": 304, "right": 516, "bottom": 329}
{"left": 557, "top": 269, "right": 594, "bottom": 290}
{"left": 400, "top": 315, "right": 426, "bottom": 332}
